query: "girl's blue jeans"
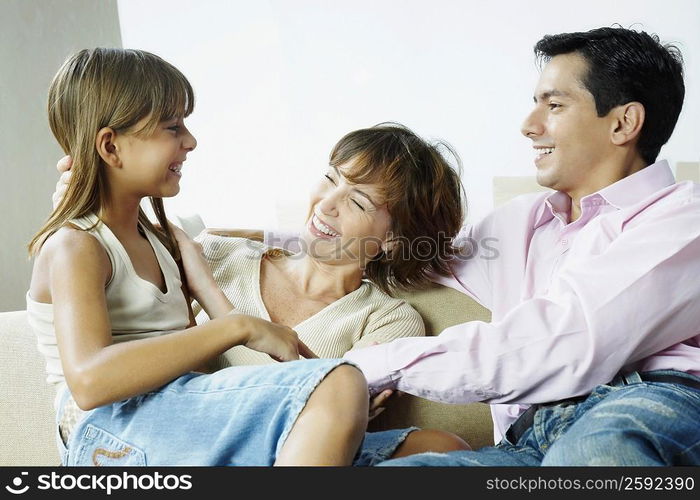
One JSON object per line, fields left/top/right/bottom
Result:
{"left": 57, "top": 358, "right": 415, "bottom": 466}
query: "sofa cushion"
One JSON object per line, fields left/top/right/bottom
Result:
{"left": 368, "top": 284, "right": 495, "bottom": 450}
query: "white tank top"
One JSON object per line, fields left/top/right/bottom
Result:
{"left": 26, "top": 213, "right": 190, "bottom": 408}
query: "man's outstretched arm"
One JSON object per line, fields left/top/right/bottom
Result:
{"left": 345, "top": 197, "right": 700, "bottom": 406}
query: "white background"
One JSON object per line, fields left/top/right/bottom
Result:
{"left": 117, "top": 0, "right": 700, "bottom": 229}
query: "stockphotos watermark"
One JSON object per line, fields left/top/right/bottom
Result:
{"left": 204, "top": 232, "right": 499, "bottom": 264}
{"left": 5, "top": 471, "right": 29, "bottom": 495}
{"left": 4, "top": 470, "right": 192, "bottom": 496}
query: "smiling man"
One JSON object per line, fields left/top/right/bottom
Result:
{"left": 525, "top": 53, "right": 649, "bottom": 220}
{"left": 342, "top": 27, "right": 700, "bottom": 466}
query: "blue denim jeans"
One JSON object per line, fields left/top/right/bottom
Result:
{"left": 56, "top": 358, "right": 415, "bottom": 466}
{"left": 378, "top": 370, "right": 700, "bottom": 466}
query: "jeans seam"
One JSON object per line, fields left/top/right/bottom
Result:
{"left": 648, "top": 382, "right": 700, "bottom": 401}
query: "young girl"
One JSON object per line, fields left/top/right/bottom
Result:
{"left": 27, "top": 48, "right": 370, "bottom": 466}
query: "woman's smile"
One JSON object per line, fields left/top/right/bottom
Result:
{"left": 308, "top": 214, "right": 341, "bottom": 240}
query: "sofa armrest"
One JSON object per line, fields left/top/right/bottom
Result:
{"left": 0, "top": 311, "right": 60, "bottom": 465}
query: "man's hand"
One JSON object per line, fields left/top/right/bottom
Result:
{"left": 368, "top": 389, "right": 394, "bottom": 421}
{"left": 353, "top": 340, "right": 397, "bottom": 421}
{"left": 52, "top": 155, "right": 73, "bottom": 209}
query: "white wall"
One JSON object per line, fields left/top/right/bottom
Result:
{"left": 0, "top": 0, "right": 122, "bottom": 311}
{"left": 2, "top": 1, "right": 697, "bottom": 311}
{"left": 117, "top": 0, "right": 700, "bottom": 230}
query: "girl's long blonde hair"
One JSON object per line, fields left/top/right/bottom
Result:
{"left": 28, "top": 48, "right": 194, "bottom": 261}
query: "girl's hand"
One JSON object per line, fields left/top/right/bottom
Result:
{"left": 240, "top": 315, "right": 318, "bottom": 362}
{"left": 368, "top": 389, "right": 393, "bottom": 421}
{"left": 52, "top": 155, "right": 73, "bottom": 208}
{"left": 169, "top": 224, "right": 238, "bottom": 319}
{"left": 169, "top": 225, "right": 218, "bottom": 300}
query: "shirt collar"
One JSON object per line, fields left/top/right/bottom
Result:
{"left": 595, "top": 160, "right": 675, "bottom": 209}
{"left": 532, "top": 160, "right": 675, "bottom": 229}
{"left": 533, "top": 191, "right": 569, "bottom": 229}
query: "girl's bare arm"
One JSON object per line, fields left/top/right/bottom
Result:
{"left": 46, "top": 228, "right": 308, "bottom": 410}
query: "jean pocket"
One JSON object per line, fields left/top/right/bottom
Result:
{"left": 654, "top": 381, "right": 700, "bottom": 404}
{"left": 71, "top": 424, "right": 146, "bottom": 466}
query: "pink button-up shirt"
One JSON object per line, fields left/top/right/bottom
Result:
{"left": 341, "top": 160, "right": 700, "bottom": 443}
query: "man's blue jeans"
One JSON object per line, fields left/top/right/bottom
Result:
{"left": 378, "top": 370, "right": 700, "bottom": 466}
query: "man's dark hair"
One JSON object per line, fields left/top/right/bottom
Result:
{"left": 535, "top": 27, "right": 684, "bottom": 165}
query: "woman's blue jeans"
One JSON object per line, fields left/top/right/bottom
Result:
{"left": 378, "top": 370, "right": 700, "bottom": 466}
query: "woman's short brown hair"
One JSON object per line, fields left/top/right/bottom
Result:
{"left": 330, "top": 123, "right": 465, "bottom": 294}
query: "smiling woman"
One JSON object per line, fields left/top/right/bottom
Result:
{"left": 181, "top": 123, "right": 466, "bottom": 363}
{"left": 324, "top": 125, "right": 466, "bottom": 293}
{"left": 172, "top": 122, "right": 471, "bottom": 458}
{"left": 302, "top": 160, "right": 392, "bottom": 269}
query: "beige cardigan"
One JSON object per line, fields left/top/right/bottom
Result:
{"left": 195, "top": 235, "right": 425, "bottom": 366}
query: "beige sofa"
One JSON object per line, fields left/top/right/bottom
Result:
{"left": 0, "top": 283, "right": 493, "bottom": 466}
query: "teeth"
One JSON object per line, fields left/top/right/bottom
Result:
{"left": 169, "top": 164, "right": 182, "bottom": 173}
{"left": 313, "top": 215, "right": 339, "bottom": 237}
{"left": 535, "top": 147, "right": 554, "bottom": 155}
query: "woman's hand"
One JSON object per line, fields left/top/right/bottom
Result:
{"left": 239, "top": 315, "right": 318, "bottom": 362}
{"left": 52, "top": 155, "right": 73, "bottom": 208}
